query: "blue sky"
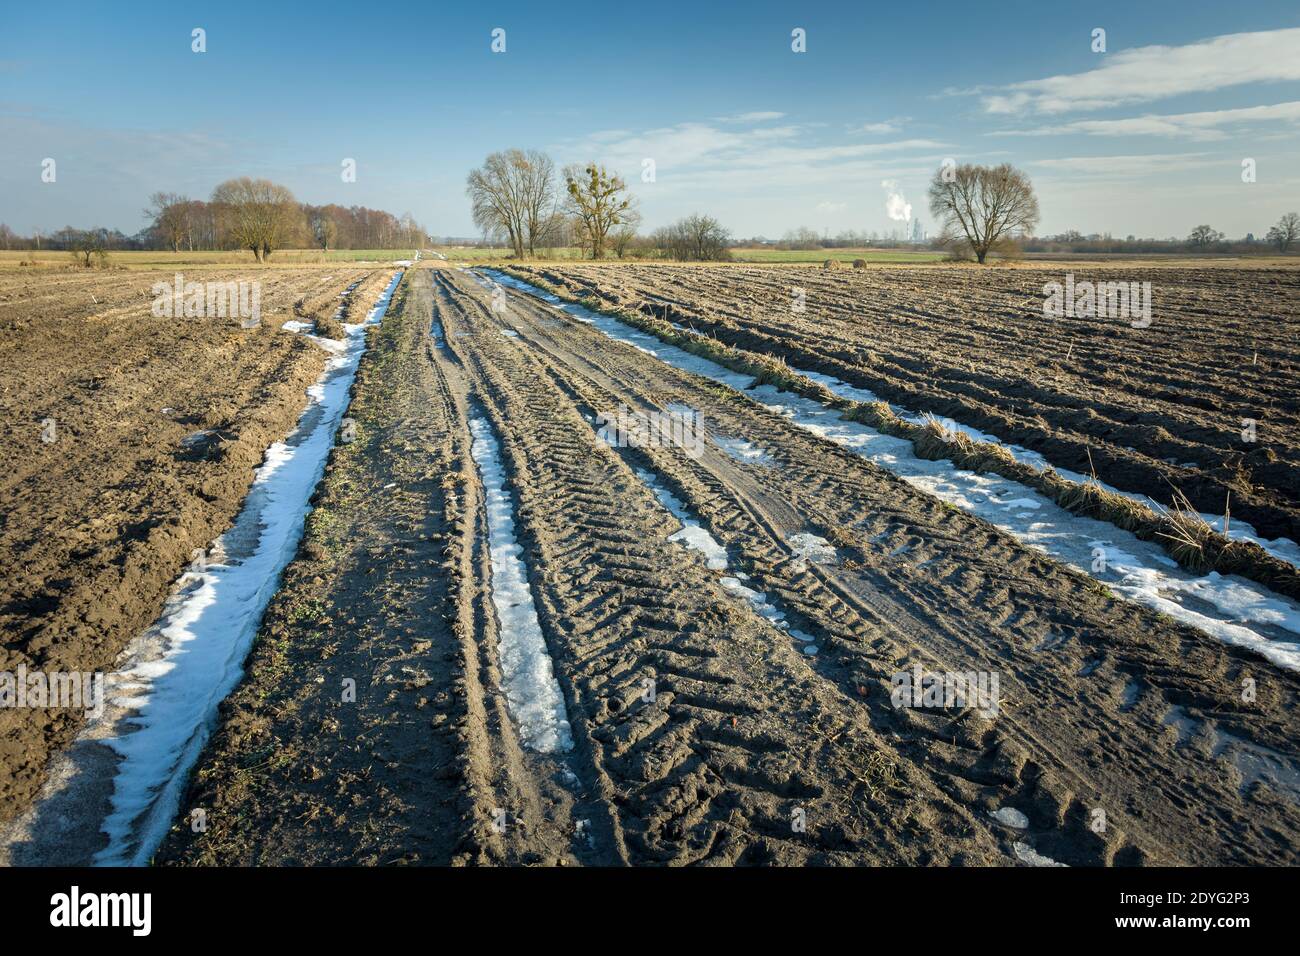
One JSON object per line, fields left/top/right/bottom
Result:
{"left": 2, "top": 0, "right": 1298, "bottom": 239}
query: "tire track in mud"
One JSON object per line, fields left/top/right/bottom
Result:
{"left": 523, "top": 265, "right": 1300, "bottom": 545}
{"left": 561, "top": 264, "right": 1300, "bottom": 448}
{"left": 155, "top": 268, "right": 584, "bottom": 865}
{"left": 434, "top": 269, "right": 1013, "bottom": 865}
{"left": 452, "top": 268, "right": 1300, "bottom": 866}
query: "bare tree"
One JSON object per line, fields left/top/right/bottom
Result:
{"left": 1188, "top": 224, "right": 1225, "bottom": 250}
{"left": 611, "top": 225, "right": 637, "bottom": 258}
{"left": 1266, "top": 212, "right": 1299, "bottom": 253}
{"left": 210, "top": 178, "right": 301, "bottom": 261}
{"left": 928, "top": 163, "right": 1040, "bottom": 264}
{"left": 311, "top": 212, "right": 338, "bottom": 251}
{"left": 467, "top": 150, "right": 527, "bottom": 256}
{"left": 563, "top": 163, "right": 635, "bottom": 260}
{"left": 65, "top": 228, "right": 109, "bottom": 267}
{"left": 533, "top": 212, "right": 572, "bottom": 255}
{"left": 467, "top": 153, "right": 522, "bottom": 255}
{"left": 515, "top": 150, "right": 556, "bottom": 256}
{"left": 181, "top": 200, "right": 214, "bottom": 249}
{"left": 466, "top": 150, "right": 556, "bottom": 258}
{"left": 779, "top": 226, "right": 823, "bottom": 251}
{"left": 398, "top": 212, "right": 425, "bottom": 249}
{"left": 144, "top": 192, "right": 190, "bottom": 252}
{"left": 655, "top": 214, "right": 731, "bottom": 261}
{"left": 652, "top": 214, "right": 732, "bottom": 260}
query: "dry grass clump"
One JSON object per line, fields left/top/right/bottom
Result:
{"left": 845, "top": 400, "right": 904, "bottom": 435}
{"left": 1154, "top": 488, "right": 1246, "bottom": 575}
{"left": 824, "top": 258, "right": 844, "bottom": 270}
{"left": 1054, "top": 477, "right": 1149, "bottom": 532}
{"left": 960, "top": 440, "right": 1019, "bottom": 474}
{"left": 913, "top": 414, "right": 976, "bottom": 459}
{"left": 748, "top": 354, "right": 798, "bottom": 388}
{"left": 912, "top": 415, "right": 1022, "bottom": 477}
{"left": 696, "top": 335, "right": 745, "bottom": 366}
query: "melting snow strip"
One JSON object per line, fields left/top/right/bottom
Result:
{"left": 789, "top": 532, "right": 838, "bottom": 567}
{"left": 634, "top": 469, "right": 819, "bottom": 655}
{"left": 483, "top": 270, "right": 1300, "bottom": 672}
{"left": 791, "top": 369, "right": 1300, "bottom": 570}
{"left": 469, "top": 413, "right": 574, "bottom": 754}
{"left": 712, "top": 433, "right": 775, "bottom": 467}
{"left": 70, "top": 270, "right": 406, "bottom": 866}
{"left": 1013, "top": 842, "right": 1067, "bottom": 867}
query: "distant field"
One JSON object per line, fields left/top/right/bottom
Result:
{"left": 434, "top": 245, "right": 948, "bottom": 264}
{"left": 434, "top": 245, "right": 1298, "bottom": 269}
{"left": 8, "top": 247, "right": 1286, "bottom": 273}
{"left": 435, "top": 246, "right": 589, "bottom": 263}
{"left": 729, "top": 247, "right": 947, "bottom": 263}
{"left": 0, "top": 249, "right": 417, "bottom": 271}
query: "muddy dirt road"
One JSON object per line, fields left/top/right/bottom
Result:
{"left": 159, "top": 266, "right": 1300, "bottom": 866}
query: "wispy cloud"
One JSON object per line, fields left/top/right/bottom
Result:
{"left": 982, "top": 28, "right": 1300, "bottom": 114}
{"left": 557, "top": 120, "right": 948, "bottom": 177}
{"left": 1029, "top": 152, "right": 1220, "bottom": 177}
{"left": 718, "top": 111, "right": 786, "bottom": 123}
{"left": 549, "top": 119, "right": 958, "bottom": 230}
{"left": 853, "top": 117, "right": 909, "bottom": 135}
{"left": 994, "top": 101, "right": 1300, "bottom": 140}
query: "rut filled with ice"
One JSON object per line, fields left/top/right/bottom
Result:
{"left": 1, "top": 272, "right": 403, "bottom": 867}
{"left": 469, "top": 413, "right": 574, "bottom": 754}
{"left": 484, "top": 270, "right": 1300, "bottom": 673}
{"left": 100, "top": 270, "right": 403, "bottom": 865}
{"left": 633, "top": 468, "right": 820, "bottom": 656}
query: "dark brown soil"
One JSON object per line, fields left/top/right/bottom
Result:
{"left": 0, "top": 266, "right": 378, "bottom": 825}
{"left": 160, "top": 267, "right": 1300, "bottom": 866}
{"left": 512, "top": 264, "right": 1300, "bottom": 545}
{"left": 444, "top": 268, "right": 1300, "bottom": 865}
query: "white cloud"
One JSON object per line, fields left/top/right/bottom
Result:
{"left": 854, "top": 117, "right": 908, "bottom": 135}
{"left": 549, "top": 120, "right": 959, "bottom": 231}
{"left": 982, "top": 28, "right": 1300, "bottom": 114}
{"left": 718, "top": 111, "right": 786, "bottom": 123}
{"left": 557, "top": 120, "right": 948, "bottom": 177}
{"left": 1029, "top": 153, "right": 1221, "bottom": 178}
{"left": 995, "top": 101, "right": 1300, "bottom": 140}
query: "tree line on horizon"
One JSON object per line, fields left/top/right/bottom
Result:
{"left": 0, "top": 179, "right": 431, "bottom": 261}
{"left": 4, "top": 167, "right": 1296, "bottom": 263}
